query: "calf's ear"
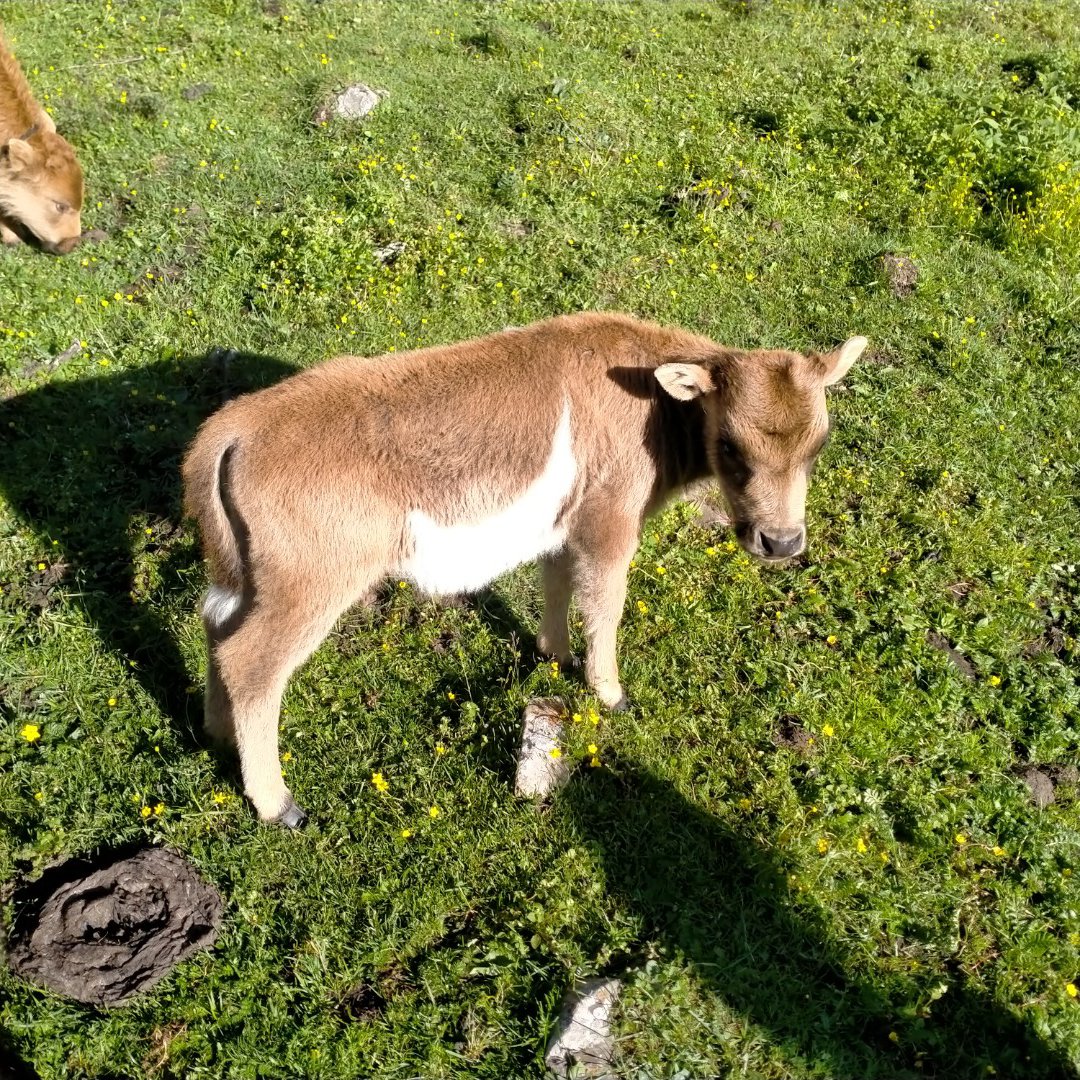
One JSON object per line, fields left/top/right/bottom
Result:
{"left": 818, "top": 335, "right": 868, "bottom": 386}
{"left": 0, "top": 139, "right": 39, "bottom": 175}
{"left": 655, "top": 362, "right": 715, "bottom": 401}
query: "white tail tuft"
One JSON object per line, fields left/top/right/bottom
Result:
{"left": 203, "top": 585, "right": 241, "bottom": 628}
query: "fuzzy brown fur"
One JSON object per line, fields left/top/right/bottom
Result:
{"left": 183, "top": 312, "right": 865, "bottom": 824}
{"left": 0, "top": 26, "right": 83, "bottom": 254}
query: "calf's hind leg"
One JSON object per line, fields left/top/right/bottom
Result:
{"left": 208, "top": 579, "right": 360, "bottom": 825}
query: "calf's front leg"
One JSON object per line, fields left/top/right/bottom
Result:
{"left": 537, "top": 550, "right": 575, "bottom": 664}
{"left": 571, "top": 516, "right": 639, "bottom": 711}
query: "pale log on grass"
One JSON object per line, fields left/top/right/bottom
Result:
{"left": 182, "top": 312, "right": 865, "bottom": 825}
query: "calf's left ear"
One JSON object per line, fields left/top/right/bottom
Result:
{"left": 0, "top": 139, "right": 39, "bottom": 175}
{"left": 655, "top": 362, "right": 715, "bottom": 401}
{"left": 818, "top": 335, "right": 868, "bottom": 386}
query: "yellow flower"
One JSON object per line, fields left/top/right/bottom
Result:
{"left": 587, "top": 743, "right": 598, "bottom": 755}
{"left": 817, "top": 838, "right": 829, "bottom": 854}
{"left": 826, "top": 634, "right": 838, "bottom": 646}
{"left": 1067, "top": 983, "right": 1078, "bottom": 998}
{"left": 572, "top": 712, "right": 583, "bottom": 724}
{"left": 108, "top": 697, "right": 118, "bottom": 707}
{"left": 435, "top": 742, "right": 447, "bottom": 756}
{"left": 34, "top": 791, "right": 43, "bottom": 801}
{"left": 140, "top": 805, "right": 152, "bottom": 818}
{"left": 636, "top": 600, "right": 649, "bottom": 614}
{"left": 446, "top": 691, "right": 456, "bottom": 701}
{"left": 857, "top": 838, "right": 868, "bottom": 853}
{"left": 20, "top": 723, "right": 41, "bottom": 743}
{"left": 737, "top": 797, "right": 752, "bottom": 811}
{"left": 655, "top": 565, "right": 666, "bottom": 575}
{"left": 281, "top": 751, "right": 292, "bottom": 763}
{"left": 212, "top": 791, "right": 229, "bottom": 805}
{"left": 371, "top": 771, "right": 389, "bottom": 793}
{"left": 955, "top": 833, "right": 967, "bottom": 846}
{"left": 888, "top": 1031, "right": 900, "bottom": 1043}
{"left": 705, "top": 546, "right": 717, "bottom": 557}
{"left": 993, "top": 846, "right": 1007, "bottom": 857}
{"left": 428, "top": 805, "right": 440, "bottom": 819}
{"left": 153, "top": 803, "right": 165, "bottom": 816}
{"left": 550, "top": 661, "right": 559, "bottom": 675}
{"left": 988, "top": 675, "right": 1001, "bottom": 687}
{"left": 822, "top": 723, "right": 835, "bottom": 737}
{"left": 550, "top": 747, "right": 562, "bottom": 759}
{"left": 589, "top": 755, "right": 601, "bottom": 768}
{"left": 400, "top": 828, "right": 412, "bottom": 839}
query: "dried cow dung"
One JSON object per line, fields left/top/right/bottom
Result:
{"left": 7, "top": 845, "right": 222, "bottom": 1006}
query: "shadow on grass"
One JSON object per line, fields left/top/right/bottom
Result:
{"left": 559, "top": 763, "right": 1074, "bottom": 1080}
{"left": 0, "top": 350, "right": 296, "bottom": 747}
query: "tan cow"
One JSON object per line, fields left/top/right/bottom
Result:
{"left": 182, "top": 312, "right": 866, "bottom": 825}
{"left": 0, "top": 27, "right": 83, "bottom": 255}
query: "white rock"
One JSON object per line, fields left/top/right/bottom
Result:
{"left": 373, "top": 240, "right": 404, "bottom": 264}
{"left": 544, "top": 977, "right": 622, "bottom": 1078}
{"left": 333, "top": 83, "right": 380, "bottom": 120}
{"left": 514, "top": 698, "right": 569, "bottom": 799}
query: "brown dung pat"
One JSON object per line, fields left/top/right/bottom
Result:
{"left": 7, "top": 846, "right": 222, "bottom": 1006}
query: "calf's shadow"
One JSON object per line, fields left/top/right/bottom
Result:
{"left": 558, "top": 763, "right": 1075, "bottom": 1080}
{"left": 0, "top": 349, "right": 296, "bottom": 742}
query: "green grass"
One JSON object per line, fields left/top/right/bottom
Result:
{"left": 1, "top": 0, "right": 1079, "bottom": 1076}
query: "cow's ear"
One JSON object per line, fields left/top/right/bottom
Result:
{"left": 818, "top": 336, "right": 867, "bottom": 386}
{"left": 655, "top": 362, "right": 715, "bottom": 401}
{"left": 0, "top": 139, "right": 39, "bottom": 174}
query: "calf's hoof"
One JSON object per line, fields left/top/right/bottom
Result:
{"left": 275, "top": 798, "right": 309, "bottom": 830}
{"left": 594, "top": 683, "right": 630, "bottom": 711}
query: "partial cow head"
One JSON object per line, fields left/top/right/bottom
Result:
{"left": 0, "top": 129, "right": 84, "bottom": 255}
{"left": 655, "top": 336, "right": 867, "bottom": 563}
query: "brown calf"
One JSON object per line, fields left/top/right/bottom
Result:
{"left": 182, "top": 312, "right": 865, "bottom": 825}
{"left": 0, "top": 27, "right": 83, "bottom": 255}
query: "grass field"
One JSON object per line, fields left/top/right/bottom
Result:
{"left": 1, "top": 1, "right": 1079, "bottom": 1076}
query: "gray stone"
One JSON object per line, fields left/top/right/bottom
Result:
{"left": 514, "top": 698, "right": 570, "bottom": 799}
{"left": 545, "top": 977, "right": 622, "bottom": 1078}
{"left": 332, "top": 83, "right": 380, "bottom": 120}
{"left": 374, "top": 240, "right": 405, "bottom": 265}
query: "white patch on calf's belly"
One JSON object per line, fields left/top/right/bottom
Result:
{"left": 400, "top": 404, "right": 577, "bottom": 595}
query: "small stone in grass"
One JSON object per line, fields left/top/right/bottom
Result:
{"left": 514, "top": 698, "right": 569, "bottom": 799}
{"left": 373, "top": 240, "right": 404, "bottom": 265}
{"left": 319, "top": 83, "right": 381, "bottom": 123}
{"left": 544, "top": 977, "right": 621, "bottom": 1079}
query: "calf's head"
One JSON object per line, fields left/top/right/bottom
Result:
{"left": 656, "top": 337, "right": 867, "bottom": 563}
{"left": 0, "top": 130, "right": 84, "bottom": 255}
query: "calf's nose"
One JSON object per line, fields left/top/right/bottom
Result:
{"left": 758, "top": 528, "right": 805, "bottom": 559}
{"left": 52, "top": 234, "right": 82, "bottom": 255}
